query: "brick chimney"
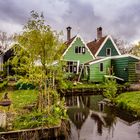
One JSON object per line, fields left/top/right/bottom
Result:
{"left": 97, "top": 27, "right": 102, "bottom": 39}
{"left": 66, "top": 26, "right": 72, "bottom": 41}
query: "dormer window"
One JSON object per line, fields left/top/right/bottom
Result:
{"left": 106, "top": 48, "right": 111, "bottom": 56}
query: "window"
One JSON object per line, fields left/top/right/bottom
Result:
{"left": 75, "top": 46, "right": 78, "bottom": 53}
{"left": 100, "top": 63, "right": 103, "bottom": 72}
{"left": 106, "top": 48, "right": 111, "bottom": 56}
{"left": 75, "top": 46, "right": 86, "bottom": 54}
{"left": 78, "top": 47, "right": 81, "bottom": 53}
{"left": 136, "top": 62, "right": 140, "bottom": 73}
{"left": 66, "top": 61, "right": 78, "bottom": 73}
{"left": 82, "top": 46, "right": 86, "bottom": 54}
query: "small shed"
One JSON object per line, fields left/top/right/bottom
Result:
{"left": 112, "top": 54, "right": 140, "bottom": 82}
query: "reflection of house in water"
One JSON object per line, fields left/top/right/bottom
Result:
{"left": 66, "top": 96, "right": 90, "bottom": 129}
{"left": 65, "top": 95, "right": 90, "bottom": 108}
{"left": 66, "top": 96, "right": 90, "bottom": 139}
{"left": 66, "top": 95, "right": 140, "bottom": 140}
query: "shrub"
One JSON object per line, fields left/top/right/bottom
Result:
{"left": 103, "top": 78, "right": 117, "bottom": 103}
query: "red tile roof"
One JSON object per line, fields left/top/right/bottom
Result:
{"left": 64, "top": 36, "right": 76, "bottom": 46}
{"left": 87, "top": 36, "right": 107, "bottom": 56}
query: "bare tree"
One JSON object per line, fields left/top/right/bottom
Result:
{"left": 0, "top": 31, "right": 13, "bottom": 53}
{"left": 113, "top": 37, "right": 133, "bottom": 54}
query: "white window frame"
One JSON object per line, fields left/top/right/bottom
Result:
{"left": 66, "top": 61, "right": 79, "bottom": 74}
{"left": 106, "top": 48, "right": 111, "bottom": 56}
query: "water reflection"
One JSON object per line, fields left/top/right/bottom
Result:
{"left": 66, "top": 95, "right": 140, "bottom": 140}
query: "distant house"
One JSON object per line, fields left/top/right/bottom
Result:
{"left": 62, "top": 27, "right": 140, "bottom": 82}
{"left": 0, "top": 46, "right": 14, "bottom": 76}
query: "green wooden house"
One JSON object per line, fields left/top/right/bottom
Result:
{"left": 112, "top": 54, "right": 140, "bottom": 82}
{"left": 85, "top": 54, "right": 140, "bottom": 82}
{"left": 87, "top": 27, "right": 121, "bottom": 59}
{"left": 62, "top": 27, "right": 94, "bottom": 74}
{"left": 62, "top": 26, "right": 140, "bottom": 82}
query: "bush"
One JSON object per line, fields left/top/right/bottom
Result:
{"left": 0, "top": 80, "right": 8, "bottom": 91}
{"left": 16, "top": 82, "right": 35, "bottom": 90}
{"left": 103, "top": 78, "right": 117, "bottom": 103}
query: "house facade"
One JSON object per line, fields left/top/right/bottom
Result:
{"left": 62, "top": 27, "right": 94, "bottom": 74}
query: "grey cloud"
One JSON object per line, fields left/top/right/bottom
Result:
{"left": 62, "top": 0, "right": 102, "bottom": 41}
{"left": 110, "top": 2, "right": 140, "bottom": 42}
{"left": 0, "top": 0, "right": 28, "bottom": 24}
{"left": 0, "top": 0, "right": 140, "bottom": 43}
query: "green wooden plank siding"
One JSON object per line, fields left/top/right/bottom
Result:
{"left": 128, "top": 57, "right": 140, "bottom": 82}
{"left": 89, "top": 59, "right": 111, "bottom": 82}
{"left": 112, "top": 57, "right": 129, "bottom": 81}
{"left": 63, "top": 37, "right": 93, "bottom": 64}
{"left": 112, "top": 57, "right": 140, "bottom": 82}
{"left": 97, "top": 39, "right": 119, "bottom": 57}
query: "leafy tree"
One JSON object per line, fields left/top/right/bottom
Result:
{"left": 12, "top": 11, "right": 65, "bottom": 113}
{"left": 130, "top": 41, "right": 140, "bottom": 57}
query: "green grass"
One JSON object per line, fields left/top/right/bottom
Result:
{"left": 0, "top": 90, "right": 38, "bottom": 111}
{"left": 116, "top": 91, "right": 140, "bottom": 116}
{"left": 0, "top": 90, "right": 66, "bottom": 130}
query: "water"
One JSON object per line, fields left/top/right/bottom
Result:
{"left": 65, "top": 95, "right": 140, "bottom": 140}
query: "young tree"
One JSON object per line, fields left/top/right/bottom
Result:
{"left": 12, "top": 11, "right": 65, "bottom": 112}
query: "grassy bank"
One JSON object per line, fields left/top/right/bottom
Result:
{"left": 116, "top": 91, "right": 140, "bottom": 116}
{"left": 0, "top": 90, "right": 38, "bottom": 111}
{"left": 0, "top": 90, "right": 66, "bottom": 131}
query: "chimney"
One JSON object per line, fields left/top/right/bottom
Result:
{"left": 97, "top": 27, "right": 102, "bottom": 39}
{"left": 66, "top": 26, "right": 72, "bottom": 41}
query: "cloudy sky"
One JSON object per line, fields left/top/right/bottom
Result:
{"left": 0, "top": 0, "right": 140, "bottom": 43}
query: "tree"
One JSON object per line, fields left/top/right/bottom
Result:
{"left": 113, "top": 37, "right": 133, "bottom": 54}
{"left": 0, "top": 31, "right": 13, "bottom": 53}
{"left": 130, "top": 41, "right": 140, "bottom": 57}
{"left": 12, "top": 11, "right": 65, "bottom": 113}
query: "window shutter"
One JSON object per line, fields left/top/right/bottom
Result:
{"left": 82, "top": 46, "right": 85, "bottom": 54}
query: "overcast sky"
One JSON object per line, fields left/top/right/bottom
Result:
{"left": 0, "top": 0, "right": 140, "bottom": 44}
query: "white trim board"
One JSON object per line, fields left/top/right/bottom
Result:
{"left": 88, "top": 54, "right": 140, "bottom": 65}
{"left": 95, "top": 35, "right": 121, "bottom": 57}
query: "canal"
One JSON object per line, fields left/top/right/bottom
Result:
{"left": 65, "top": 95, "right": 140, "bottom": 140}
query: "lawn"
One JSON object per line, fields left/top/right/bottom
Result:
{"left": 0, "top": 90, "right": 65, "bottom": 130}
{"left": 0, "top": 90, "right": 38, "bottom": 111}
{"left": 116, "top": 91, "right": 140, "bottom": 116}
